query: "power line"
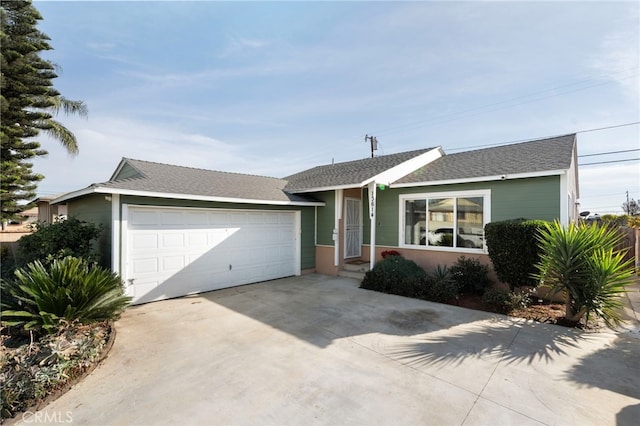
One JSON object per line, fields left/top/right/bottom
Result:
{"left": 579, "top": 148, "right": 640, "bottom": 158}
{"left": 575, "top": 122, "right": 640, "bottom": 134}
{"left": 370, "top": 68, "right": 639, "bottom": 137}
{"left": 578, "top": 158, "right": 639, "bottom": 166}
{"left": 448, "top": 121, "right": 640, "bottom": 153}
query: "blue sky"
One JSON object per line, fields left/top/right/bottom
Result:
{"left": 32, "top": 0, "right": 639, "bottom": 214}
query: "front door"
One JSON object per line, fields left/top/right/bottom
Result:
{"left": 344, "top": 198, "right": 362, "bottom": 258}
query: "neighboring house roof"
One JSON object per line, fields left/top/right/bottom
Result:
{"left": 394, "top": 134, "right": 577, "bottom": 186}
{"left": 284, "top": 148, "right": 442, "bottom": 193}
{"left": 54, "top": 159, "right": 324, "bottom": 206}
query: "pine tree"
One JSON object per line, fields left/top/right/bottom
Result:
{"left": 1, "top": 0, "right": 87, "bottom": 222}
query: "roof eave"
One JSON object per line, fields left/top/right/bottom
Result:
{"left": 391, "top": 169, "right": 568, "bottom": 188}
{"left": 286, "top": 183, "right": 364, "bottom": 194}
{"left": 362, "top": 147, "right": 444, "bottom": 186}
{"left": 287, "top": 147, "right": 445, "bottom": 193}
{"left": 53, "top": 187, "right": 325, "bottom": 207}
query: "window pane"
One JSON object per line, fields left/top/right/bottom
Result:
{"left": 428, "top": 198, "right": 454, "bottom": 247}
{"left": 457, "top": 197, "right": 484, "bottom": 248}
{"left": 404, "top": 200, "right": 426, "bottom": 245}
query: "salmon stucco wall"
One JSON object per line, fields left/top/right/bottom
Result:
{"left": 362, "top": 245, "right": 499, "bottom": 282}
{"left": 316, "top": 245, "right": 338, "bottom": 275}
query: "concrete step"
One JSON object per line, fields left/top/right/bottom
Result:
{"left": 343, "top": 261, "right": 370, "bottom": 273}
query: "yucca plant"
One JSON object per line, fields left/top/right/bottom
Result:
{"left": 1, "top": 257, "right": 131, "bottom": 333}
{"left": 533, "top": 221, "right": 634, "bottom": 326}
{"left": 577, "top": 248, "right": 635, "bottom": 326}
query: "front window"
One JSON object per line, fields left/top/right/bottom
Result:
{"left": 400, "top": 191, "right": 489, "bottom": 250}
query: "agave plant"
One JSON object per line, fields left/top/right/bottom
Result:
{"left": 1, "top": 257, "right": 131, "bottom": 333}
{"left": 533, "top": 221, "right": 634, "bottom": 326}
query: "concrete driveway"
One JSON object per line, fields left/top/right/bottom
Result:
{"left": 17, "top": 274, "right": 640, "bottom": 425}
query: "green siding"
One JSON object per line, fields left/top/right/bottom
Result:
{"left": 113, "top": 163, "right": 141, "bottom": 180}
{"left": 67, "top": 194, "right": 112, "bottom": 268}
{"left": 313, "top": 191, "right": 335, "bottom": 246}
{"left": 119, "top": 196, "right": 316, "bottom": 270}
{"left": 362, "top": 186, "right": 399, "bottom": 246}
{"left": 490, "top": 176, "right": 560, "bottom": 222}
{"left": 361, "top": 176, "right": 560, "bottom": 247}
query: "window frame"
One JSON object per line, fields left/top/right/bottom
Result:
{"left": 398, "top": 189, "right": 491, "bottom": 253}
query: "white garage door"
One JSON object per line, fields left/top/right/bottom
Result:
{"left": 123, "top": 205, "right": 299, "bottom": 304}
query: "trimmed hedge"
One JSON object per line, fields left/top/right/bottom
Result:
{"left": 360, "top": 258, "right": 461, "bottom": 304}
{"left": 484, "top": 219, "right": 548, "bottom": 291}
{"left": 361, "top": 256, "right": 427, "bottom": 295}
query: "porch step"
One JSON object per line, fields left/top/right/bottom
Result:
{"left": 343, "top": 261, "right": 370, "bottom": 273}
{"left": 339, "top": 261, "right": 370, "bottom": 281}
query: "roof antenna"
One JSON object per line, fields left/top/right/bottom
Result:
{"left": 365, "top": 134, "right": 378, "bottom": 158}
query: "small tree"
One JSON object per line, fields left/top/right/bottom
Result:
{"left": 1, "top": 0, "right": 87, "bottom": 222}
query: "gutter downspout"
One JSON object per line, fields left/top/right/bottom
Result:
{"left": 111, "top": 194, "right": 120, "bottom": 274}
{"left": 368, "top": 182, "right": 376, "bottom": 271}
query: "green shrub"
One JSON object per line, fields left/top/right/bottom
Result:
{"left": 450, "top": 256, "right": 491, "bottom": 295}
{"left": 534, "top": 221, "right": 635, "bottom": 326}
{"left": 424, "top": 265, "right": 460, "bottom": 303}
{"left": 485, "top": 219, "right": 549, "bottom": 290}
{"left": 1, "top": 244, "right": 16, "bottom": 278}
{"left": 361, "top": 256, "right": 427, "bottom": 295}
{"left": 482, "top": 288, "right": 532, "bottom": 314}
{"left": 17, "top": 217, "right": 103, "bottom": 267}
{"left": 1, "top": 257, "right": 131, "bottom": 334}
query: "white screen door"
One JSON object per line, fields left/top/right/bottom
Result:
{"left": 344, "top": 198, "right": 362, "bottom": 258}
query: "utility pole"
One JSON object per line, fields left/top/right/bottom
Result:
{"left": 365, "top": 134, "right": 378, "bottom": 158}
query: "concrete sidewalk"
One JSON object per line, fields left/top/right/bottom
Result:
{"left": 14, "top": 274, "right": 640, "bottom": 425}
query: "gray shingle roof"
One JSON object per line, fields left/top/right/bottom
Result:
{"left": 284, "top": 148, "right": 434, "bottom": 192}
{"left": 395, "top": 134, "right": 576, "bottom": 184}
{"left": 94, "top": 159, "right": 317, "bottom": 204}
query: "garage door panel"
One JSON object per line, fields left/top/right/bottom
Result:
{"left": 229, "top": 213, "right": 248, "bottom": 226}
{"left": 187, "top": 232, "right": 208, "bottom": 247}
{"left": 129, "top": 210, "right": 159, "bottom": 227}
{"left": 125, "top": 207, "right": 298, "bottom": 304}
{"left": 132, "top": 234, "right": 158, "bottom": 250}
{"left": 161, "top": 233, "right": 184, "bottom": 248}
{"left": 186, "top": 211, "right": 208, "bottom": 226}
{"left": 162, "top": 255, "right": 185, "bottom": 271}
{"left": 160, "top": 211, "right": 185, "bottom": 226}
{"left": 132, "top": 258, "right": 158, "bottom": 274}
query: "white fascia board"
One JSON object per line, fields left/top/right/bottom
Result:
{"left": 288, "top": 184, "right": 361, "bottom": 194}
{"left": 53, "top": 187, "right": 325, "bottom": 207}
{"left": 570, "top": 144, "right": 579, "bottom": 199}
{"left": 362, "top": 147, "right": 444, "bottom": 186}
{"left": 51, "top": 187, "right": 97, "bottom": 204}
{"left": 390, "top": 169, "right": 567, "bottom": 188}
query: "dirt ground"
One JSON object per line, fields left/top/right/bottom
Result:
{"left": 454, "top": 294, "right": 586, "bottom": 329}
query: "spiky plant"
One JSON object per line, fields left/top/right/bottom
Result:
{"left": 1, "top": 257, "right": 131, "bottom": 333}
{"left": 533, "top": 221, "right": 634, "bottom": 326}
